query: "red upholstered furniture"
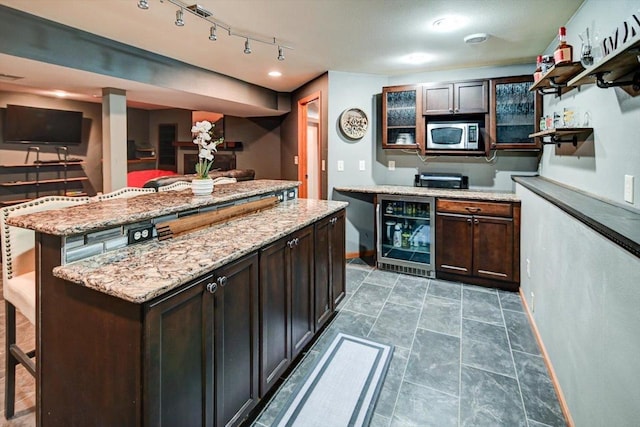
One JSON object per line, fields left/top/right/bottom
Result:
{"left": 127, "top": 170, "right": 178, "bottom": 187}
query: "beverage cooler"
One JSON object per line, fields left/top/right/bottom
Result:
{"left": 376, "top": 195, "right": 435, "bottom": 277}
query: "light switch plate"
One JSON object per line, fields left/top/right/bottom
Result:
{"left": 624, "top": 175, "right": 634, "bottom": 203}
{"left": 359, "top": 160, "right": 366, "bottom": 171}
{"left": 388, "top": 160, "right": 395, "bottom": 171}
{"left": 294, "top": 155, "right": 299, "bottom": 165}
{"left": 337, "top": 160, "right": 344, "bottom": 171}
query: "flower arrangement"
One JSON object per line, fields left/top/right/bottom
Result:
{"left": 191, "top": 120, "right": 224, "bottom": 179}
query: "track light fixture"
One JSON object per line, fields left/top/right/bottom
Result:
{"left": 137, "top": 1, "right": 292, "bottom": 60}
{"left": 175, "top": 9, "right": 184, "bottom": 26}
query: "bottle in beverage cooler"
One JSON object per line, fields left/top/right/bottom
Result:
{"left": 554, "top": 27, "right": 573, "bottom": 65}
{"left": 393, "top": 224, "right": 402, "bottom": 248}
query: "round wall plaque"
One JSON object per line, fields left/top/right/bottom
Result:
{"left": 339, "top": 108, "right": 368, "bottom": 139}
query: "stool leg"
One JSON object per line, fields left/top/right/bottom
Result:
{"left": 5, "top": 301, "right": 17, "bottom": 419}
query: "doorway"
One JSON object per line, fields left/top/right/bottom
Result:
{"left": 298, "top": 92, "right": 322, "bottom": 199}
{"left": 158, "top": 123, "right": 177, "bottom": 171}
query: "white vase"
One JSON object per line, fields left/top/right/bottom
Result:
{"left": 191, "top": 178, "right": 214, "bottom": 196}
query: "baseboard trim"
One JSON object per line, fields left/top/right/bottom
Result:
{"left": 345, "top": 250, "right": 374, "bottom": 260}
{"left": 518, "top": 288, "right": 574, "bottom": 427}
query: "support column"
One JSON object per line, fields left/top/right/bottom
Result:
{"left": 102, "top": 88, "right": 127, "bottom": 192}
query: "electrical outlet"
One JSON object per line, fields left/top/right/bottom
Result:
{"left": 359, "top": 160, "right": 366, "bottom": 171}
{"left": 531, "top": 292, "right": 535, "bottom": 313}
{"left": 337, "top": 160, "right": 344, "bottom": 171}
{"left": 388, "top": 160, "right": 395, "bottom": 171}
{"left": 294, "top": 155, "right": 299, "bottom": 165}
{"left": 624, "top": 175, "right": 634, "bottom": 203}
{"left": 526, "top": 259, "right": 531, "bottom": 278}
{"left": 128, "top": 224, "right": 154, "bottom": 245}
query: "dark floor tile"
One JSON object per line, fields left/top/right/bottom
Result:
{"left": 462, "top": 318, "right": 509, "bottom": 347}
{"left": 348, "top": 257, "right": 375, "bottom": 269}
{"left": 513, "top": 351, "right": 565, "bottom": 427}
{"left": 503, "top": 310, "right": 540, "bottom": 355}
{"left": 346, "top": 267, "right": 369, "bottom": 292}
{"left": 369, "top": 303, "right": 420, "bottom": 349}
{"left": 463, "top": 283, "right": 497, "bottom": 294}
{"left": 418, "top": 296, "right": 461, "bottom": 337}
{"left": 462, "top": 339, "right": 516, "bottom": 378}
{"left": 373, "top": 347, "right": 410, "bottom": 418}
{"left": 462, "top": 288, "right": 503, "bottom": 326}
{"left": 460, "top": 365, "right": 527, "bottom": 427}
{"left": 498, "top": 290, "right": 524, "bottom": 312}
{"left": 390, "top": 381, "right": 458, "bottom": 427}
{"left": 404, "top": 329, "right": 460, "bottom": 396}
{"left": 343, "top": 283, "right": 391, "bottom": 317}
{"left": 527, "top": 419, "right": 554, "bottom": 427}
{"left": 427, "top": 279, "right": 461, "bottom": 300}
{"left": 364, "top": 269, "right": 399, "bottom": 288}
{"left": 387, "top": 276, "right": 428, "bottom": 308}
{"left": 369, "top": 413, "right": 391, "bottom": 427}
{"left": 312, "top": 310, "right": 377, "bottom": 354}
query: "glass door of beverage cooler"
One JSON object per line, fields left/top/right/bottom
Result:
{"left": 377, "top": 195, "right": 435, "bottom": 277}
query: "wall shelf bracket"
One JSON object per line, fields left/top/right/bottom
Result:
{"left": 595, "top": 71, "right": 640, "bottom": 90}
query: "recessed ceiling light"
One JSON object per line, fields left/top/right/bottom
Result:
{"left": 432, "top": 16, "right": 466, "bottom": 32}
{"left": 268, "top": 71, "right": 282, "bottom": 77}
{"left": 464, "top": 33, "right": 489, "bottom": 44}
{"left": 404, "top": 53, "right": 432, "bottom": 65}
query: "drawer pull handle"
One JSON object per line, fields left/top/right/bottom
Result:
{"left": 217, "top": 276, "right": 227, "bottom": 287}
{"left": 206, "top": 282, "right": 218, "bottom": 294}
{"left": 465, "top": 207, "right": 481, "bottom": 213}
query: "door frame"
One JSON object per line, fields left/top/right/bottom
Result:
{"left": 297, "top": 92, "right": 322, "bottom": 199}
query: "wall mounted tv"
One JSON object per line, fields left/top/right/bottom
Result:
{"left": 3, "top": 104, "right": 83, "bottom": 145}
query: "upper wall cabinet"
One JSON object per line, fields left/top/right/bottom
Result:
{"left": 382, "top": 85, "right": 424, "bottom": 151}
{"left": 423, "top": 81, "right": 488, "bottom": 115}
{"left": 489, "top": 75, "right": 542, "bottom": 150}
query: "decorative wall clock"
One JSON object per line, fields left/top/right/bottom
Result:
{"left": 339, "top": 108, "right": 368, "bottom": 139}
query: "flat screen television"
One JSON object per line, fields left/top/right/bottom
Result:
{"left": 3, "top": 104, "right": 83, "bottom": 145}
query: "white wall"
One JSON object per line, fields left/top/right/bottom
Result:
{"left": 539, "top": 0, "right": 640, "bottom": 208}
{"left": 517, "top": 184, "right": 640, "bottom": 426}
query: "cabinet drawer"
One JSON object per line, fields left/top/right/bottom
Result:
{"left": 436, "top": 199, "right": 512, "bottom": 217}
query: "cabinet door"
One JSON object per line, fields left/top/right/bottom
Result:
{"left": 330, "top": 211, "right": 346, "bottom": 308}
{"left": 423, "top": 83, "right": 454, "bottom": 115}
{"left": 314, "top": 216, "right": 333, "bottom": 330}
{"left": 489, "top": 76, "right": 541, "bottom": 150}
{"left": 259, "top": 238, "right": 290, "bottom": 396}
{"left": 473, "top": 215, "right": 514, "bottom": 282}
{"left": 290, "top": 226, "right": 315, "bottom": 359}
{"left": 435, "top": 212, "right": 473, "bottom": 276}
{"left": 455, "top": 80, "right": 488, "bottom": 114}
{"left": 382, "top": 85, "right": 424, "bottom": 150}
{"left": 213, "top": 253, "right": 260, "bottom": 427}
{"left": 145, "top": 274, "right": 214, "bottom": 427}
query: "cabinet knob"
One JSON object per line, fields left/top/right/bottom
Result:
{"left": 330, "top": 217, "right": 337, "bottom": 225}
{"left": 206, "top": 282, "right": 218, "bottom": 294}
{"left": 287, "top": 240, "right": 295, "bottom": 249}
{"left": 217, "top": 276, "right": 227, "bottom": 287}
{"left": 467, "top": 218, "right": 472, "bottom": 225}
{"left": 454, "top": 108, "right": 459, "bottom": 113}
{"left": 474, "top": 219, "right": 479, "bottom": 225}
{"left": 448, "top": 108, "right": 454, "bottom": 113}
{"left": 295, "top": 237, "right": 300, "bottom": 246}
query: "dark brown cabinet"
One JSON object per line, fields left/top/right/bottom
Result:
{"left": 145, "top": 252, "right": 259, "bottom": 427}
{"left": 259, "top": 225, "right": 315, "bottom": 397}
{"left": 423, "top": 80, "right": 488, "bottom": 115}
{"left": 435, "top": 199, "right": 520, "bottom": 291}
{"left": 382, "top": 85, "right": 424, "bottom": 151}
{"left": 314, "top": 210, "right": 346, "bottom": 331}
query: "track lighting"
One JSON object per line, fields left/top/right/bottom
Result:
{"left": 175, "top": 9, "right": 184, "bottom": 26}
{"left": 137, "top": 0, "right": 293, "bottom": 60}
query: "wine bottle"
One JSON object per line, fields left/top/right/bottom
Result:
{"left": 553, "top": 27, "right": 573, "bottom": 65}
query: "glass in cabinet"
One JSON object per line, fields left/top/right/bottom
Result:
{"left": 489, "top": 76, "right": 541, "bottom": 150}
{"left": 377, "top": 195, "right": 435, "bottom": 276}
{"left": 382, "top": 85, "right": 424, "bottom": 151}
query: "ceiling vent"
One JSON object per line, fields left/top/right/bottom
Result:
{"left": 0, "top": 73, "right": 24, "bottom": 81}
{"left": 186, "top": 4, "right": 212, "bottom": 18}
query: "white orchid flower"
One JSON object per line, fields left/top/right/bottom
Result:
{"left": 199, "top": 148, "right": 214, "bottom": 161}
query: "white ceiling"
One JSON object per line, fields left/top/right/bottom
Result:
{"left": 0, "top": 0, "right": 584, "bottom": 114}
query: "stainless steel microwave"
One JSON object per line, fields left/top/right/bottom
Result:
{"left": 426, "top": 122, "right": 479, "bottom": 150}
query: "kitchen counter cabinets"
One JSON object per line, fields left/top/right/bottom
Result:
{"left": 436, "top": 199, "right": 520, "bottom": 291}
{"left": 423, "top": 80, "right": 488, "bottom": 115}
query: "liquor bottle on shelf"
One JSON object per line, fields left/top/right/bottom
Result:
{"left": 534, "top": 55, "right": 543, "bottom": 82}
{"left": 553, "top": 26, "right": 573, "bottom": 65}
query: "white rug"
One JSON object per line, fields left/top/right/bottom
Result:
{"left": 273, "top": 333, "right": 393, "bottom": 427}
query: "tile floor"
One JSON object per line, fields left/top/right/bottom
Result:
{"left": 0, "top": 260, "right": 565, "bottom": 427}
{"left": 252, "top": 258, "right": 565, "bottom": 427}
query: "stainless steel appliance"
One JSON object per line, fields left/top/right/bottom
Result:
{"left": 414, "top": 173, "right": 469, "bottom": 189}
{"left": 426, "top": 122, "right": 479, "bottom": 150}
{"left": 377, "top": 195, "right": 435, "bottom": 277}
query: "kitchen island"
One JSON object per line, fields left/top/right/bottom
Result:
{"left": 7, "top": 180, "right": 347, "bottom": 426}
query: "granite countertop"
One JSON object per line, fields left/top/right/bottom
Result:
{"left": 513, "top": 176, "right": 640, "bottom": 258}
{"left": 6, "top": 179, "right": 299, "bottom": 235}
{"left": 53, "top": 199, "right": 347, "bottom": 304}
{"left": 334, "top": 185, "right": 519, "bottom": 202}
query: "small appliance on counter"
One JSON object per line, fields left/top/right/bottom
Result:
{"left": 414, "top": 173, "right": 469, "bottom": 189}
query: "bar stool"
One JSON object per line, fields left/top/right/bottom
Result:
{"left": 1, "top": 195, "right": 90, "bottom": 418}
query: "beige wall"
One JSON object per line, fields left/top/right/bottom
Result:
{"left": 225, "top": 116, "right": 282, "bottom": 179}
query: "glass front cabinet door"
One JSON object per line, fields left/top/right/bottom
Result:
{"left": 489, "top": 76, "right": 542, "bottom": 150}
{"left": 382, "top": 85, "right": 425, "bottom": 152}
{"left": 377, "top": 195, "right": 435, "bottom": 277}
